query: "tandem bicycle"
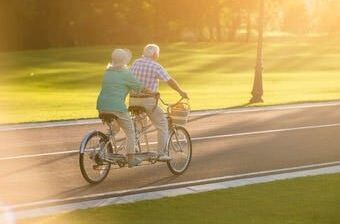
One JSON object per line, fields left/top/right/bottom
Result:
{"left": 79, "top": 95, "right": 192, "bottom": 184}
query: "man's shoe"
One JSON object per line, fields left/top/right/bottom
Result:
{"left": 158, "top": 153, "right": 172, "bottom": 161}
{"left": 127, "top": 154, "right": 142, "bottom": 168}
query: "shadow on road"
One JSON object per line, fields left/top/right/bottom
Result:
{"left": 139, "top": 175, "right": 181, "bottom": 188}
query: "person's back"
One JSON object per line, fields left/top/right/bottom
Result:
{"left": 131, "top": 56, "right": 170, "bottom": 93}
{"left": 97, "top": 68, "right": 142, "bottom": 113}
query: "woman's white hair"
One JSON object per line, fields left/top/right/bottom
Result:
{"left": 143, "top": 44, "right": 160, "bottom": 58}
{"left": 107, "top": 48, "right": 132, "bottom": 69}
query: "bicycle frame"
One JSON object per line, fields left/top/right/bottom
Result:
{"left": 102, "top": 121, "right": 126, "bottom": 154}
{"left": 98, "top": 111, "right": 153, "bottom": 155}
{"left": 130, "top": 112, "right": 152, "bottom": 152}
{"left": 98, "top": 96, "right": 188, "bottom": 159}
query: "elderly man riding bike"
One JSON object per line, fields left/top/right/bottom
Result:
{"left": 130, "top": 44, "right": 188, "bottom": 161}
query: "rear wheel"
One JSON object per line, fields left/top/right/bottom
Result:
{"left": 167, "top": 126, "right": 192, "bottom": 175}
{"left": 79, "top": 131, "right": 112, "bottom": 184}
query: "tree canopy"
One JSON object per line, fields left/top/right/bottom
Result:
{"left": 0, "top": 0, "right": 339, "bottom": 51}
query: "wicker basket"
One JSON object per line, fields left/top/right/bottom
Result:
{"left": 169, "top": 102, "right": 190, "bottom": 126}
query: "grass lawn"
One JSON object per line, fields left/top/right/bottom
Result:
{"left": 1, "top": 37, "right": 340, "bottom": 123}
{"left": 19, "top": 173, "right": 340, "bottom": 224}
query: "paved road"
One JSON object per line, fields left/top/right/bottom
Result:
{"left": 1, "top": 102, "right": 340, "bottom": 209}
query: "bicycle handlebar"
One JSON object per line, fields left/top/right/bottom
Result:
{"left": 158, "top": 96, "right": 187, "bottom": 107}
{"left": 144, "top": 92, "right": 188, "bottom": 112}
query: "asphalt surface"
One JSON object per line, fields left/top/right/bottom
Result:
{"left": 1, "top": 102, "right": 340, "bottom": 209}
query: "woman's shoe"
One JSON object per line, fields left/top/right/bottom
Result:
{"left": 158, "top": 153, "right": 172, "bottom": 161}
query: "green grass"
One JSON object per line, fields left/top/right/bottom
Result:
{"left": 1, "top": 37, "right": 340, "bottom": 123}
{"left": 20, "top": 173, "right": 340, "bottom": 224}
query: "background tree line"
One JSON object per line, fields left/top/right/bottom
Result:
{"left": 0, "top": 0, "right": 340, "bottom": 51}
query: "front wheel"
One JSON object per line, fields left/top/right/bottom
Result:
{"left": 167, "top": 126, "right": 192, "bottom": 175}
{"left": 79, "top": 131, "right": 112, "bottom": 184}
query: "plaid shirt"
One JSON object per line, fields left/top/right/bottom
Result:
{"left": 130, "top": 57, "right": 171, "bottom": 92}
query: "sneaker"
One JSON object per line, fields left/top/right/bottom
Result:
{"left": 127, "top": 154, "right": 142, "bottom": 168}
{"left": 158, "top": 153, "right": 172, "bottom": 161}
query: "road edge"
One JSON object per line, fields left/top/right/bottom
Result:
{"left": 1, "top": 100, "right": 340, "bottom": 131}
{"left": 11, "top": 163, "right": 340, "bottom": 220}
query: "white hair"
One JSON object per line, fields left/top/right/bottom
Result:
{"left": 107, "top": 48, "right": 132, "bottom": 69}
{"left": 143, "top": 44, "right": 160, "bottom": 58}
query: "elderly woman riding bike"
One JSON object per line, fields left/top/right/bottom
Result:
{"left": 96, "top": 49, "right": 152, "bottom": 167}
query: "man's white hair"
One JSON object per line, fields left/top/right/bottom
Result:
{"left": 143, "top": 44, "right": 160, "bottom": 58}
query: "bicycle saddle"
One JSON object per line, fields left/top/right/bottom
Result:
{"left": 128, "top": 106, "right": 146, "bottom": 115}
{"left": 99, "top": 112, "right": 118, "bottom": 123}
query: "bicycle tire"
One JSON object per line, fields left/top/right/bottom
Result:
{"left": 79, "top": 131, "right": 112, "bottom": 184}
{"left": 167, "top": 126, "right": 192, "bottom": 175}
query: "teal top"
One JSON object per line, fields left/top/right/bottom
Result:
{"left": 96, "top": 67, "right": 143, "bottom": 112}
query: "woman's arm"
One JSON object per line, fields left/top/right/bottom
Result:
{"left": 127, "top": 71, "right": 159, "bottom": 97}
{"left": 126, "top": 72, "right": 144, "bottom": 93}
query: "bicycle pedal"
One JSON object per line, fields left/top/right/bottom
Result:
{"left": 157, "top": 154, "right": 172, "bottom": 161}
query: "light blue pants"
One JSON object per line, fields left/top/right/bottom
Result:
{"left": 107, "top": 111, "right": 136, "bottom": 154}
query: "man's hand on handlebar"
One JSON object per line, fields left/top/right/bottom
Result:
{"left": 141, "top": 87, "right": 188, "bottom": 102}
{"left": 179, "top": 91, "right": 189, "bottom": 99}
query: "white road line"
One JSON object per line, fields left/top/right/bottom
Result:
{"left": 0, "top": 150, "right": 79, "bottom": 161}
{"left": 0, "top": 202, "right": 15, "bottom": 224}
{"left": 1, "top": 122, "right": 340, "bottom": 161}
{"left": 1, "top": 101, "right": 340, "bottom": 131}
{"left": 0, "top": 120, "right": 101, "bottom": 132}
{"left": 10, "top": 162, "right": 340, "bottom": 220}
{"left": 191, "top": 101, "right": 340, "bottom": 116}
{"left": 191, "top": 123, "right": 340, "bottom": 141}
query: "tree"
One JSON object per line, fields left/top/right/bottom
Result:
{"left": 281, "top": 0, "right": 310, "bottom": 34}
{"left": 312, "top": 0, "right": 340, "bottom": 34}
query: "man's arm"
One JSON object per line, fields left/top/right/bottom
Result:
{"left": 167, "top": 78, "right": 188, "bottom": 99}
{"left": 155, "top": 64, "right": 188, "bottom": 98}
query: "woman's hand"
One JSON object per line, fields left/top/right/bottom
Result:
{"left": 140, "top": 88, "right": 160, "bottom": 98}
{"left": 141, "top": 87, "right": 153, "bottom": 94}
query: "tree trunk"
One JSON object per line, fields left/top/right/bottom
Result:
{"left": 209, "top": 25, "right": 214, "bottom": 41}
{"left": 216, "top": 16, "right": 222, "bottom": 41}
{"left": 246, "top": 10, "right": 251, "bottom": 42}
